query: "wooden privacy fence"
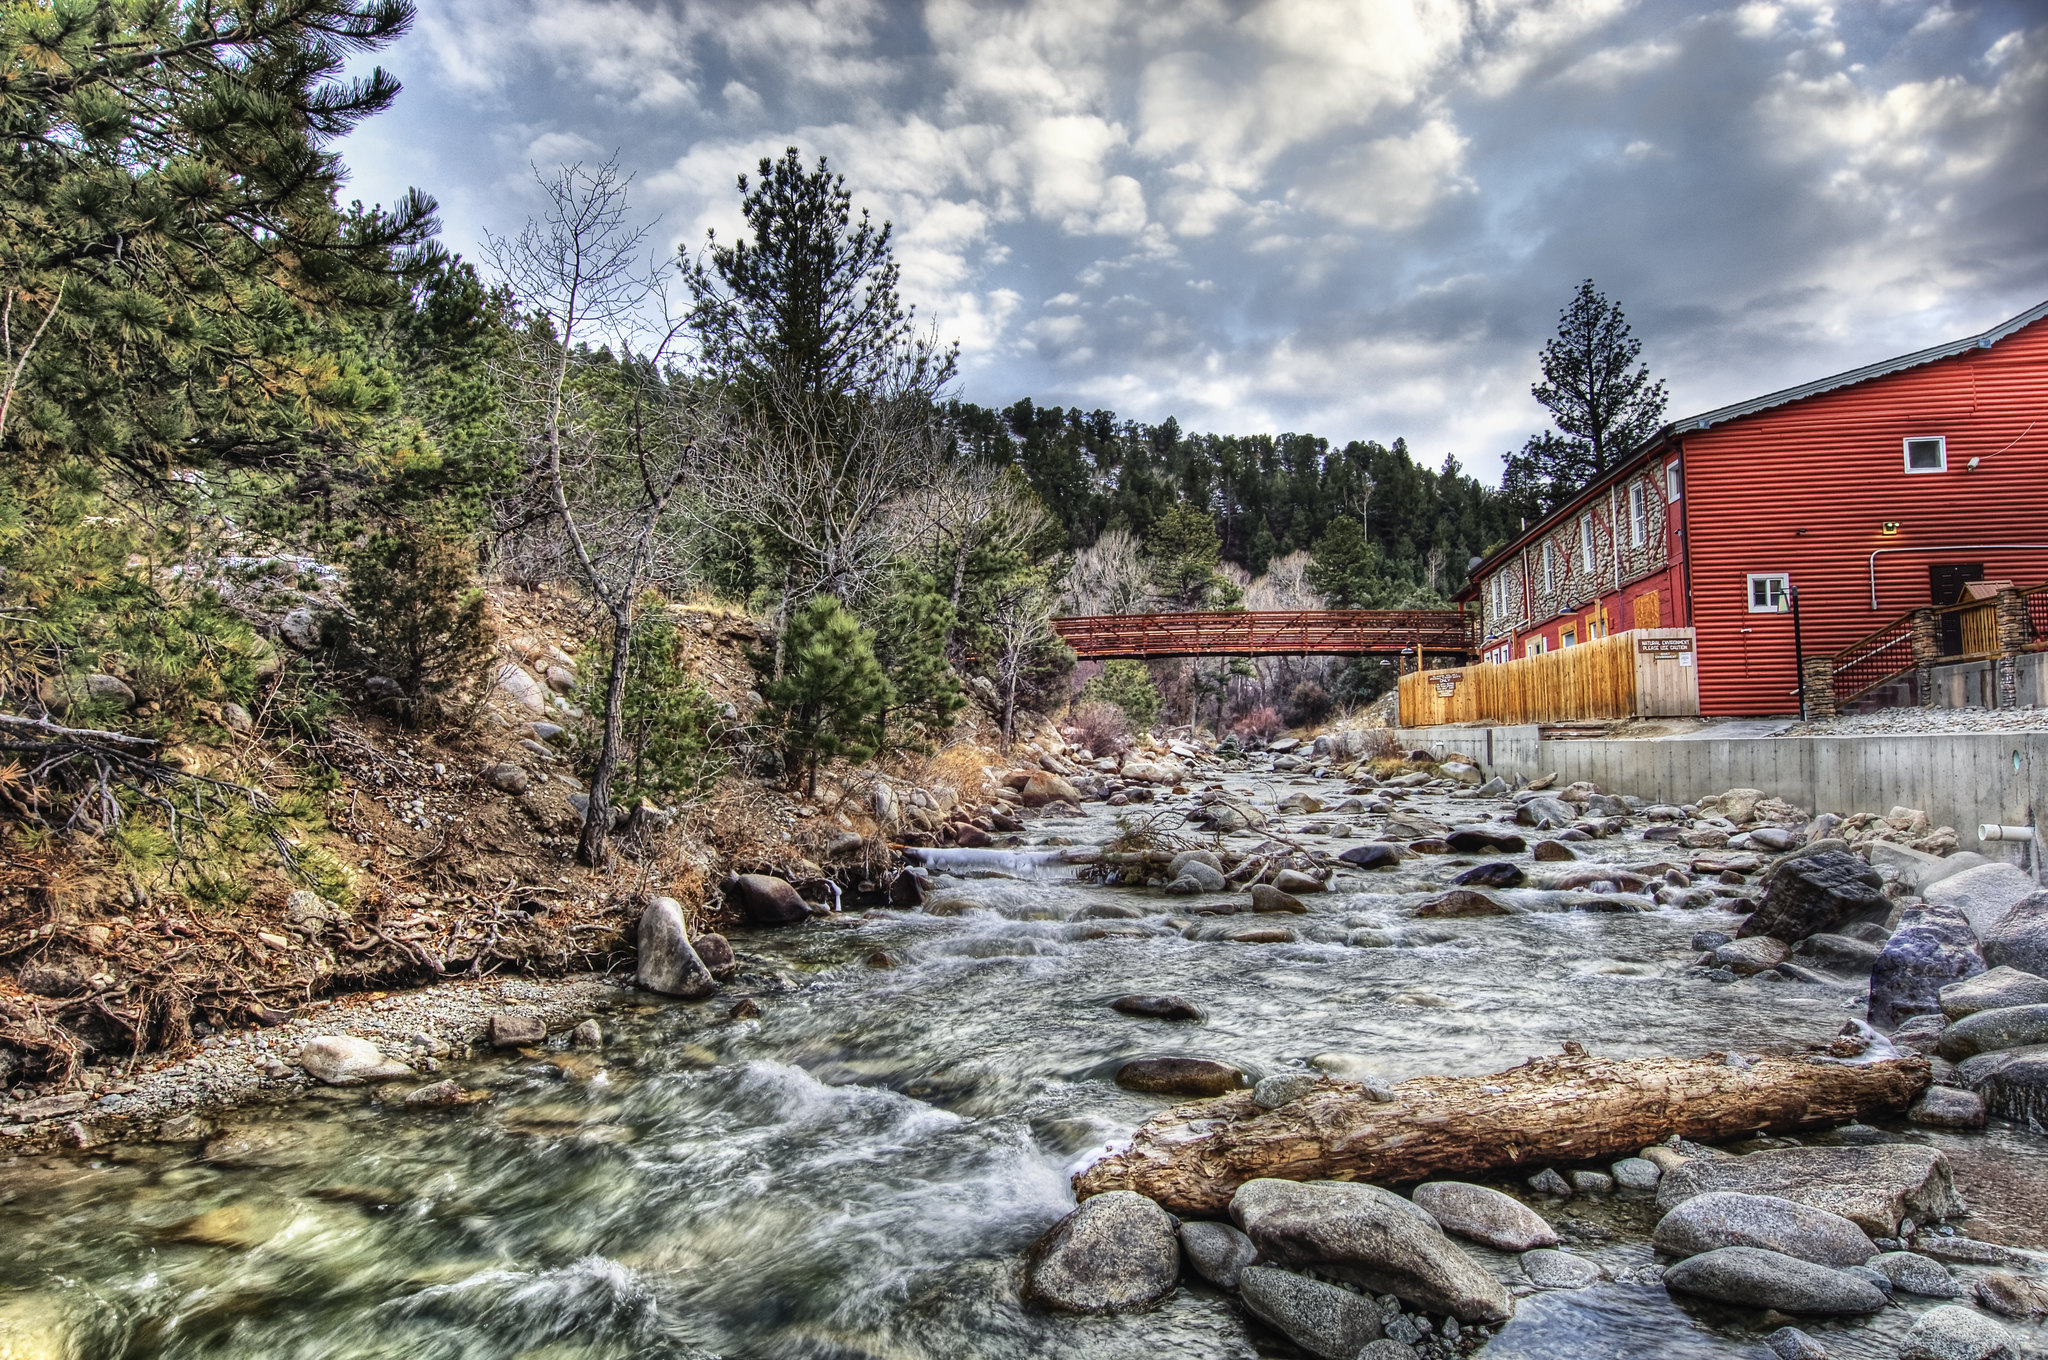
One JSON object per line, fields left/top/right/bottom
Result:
{"left": 1399, "top": 629, "right": 1700, "bottom": 727}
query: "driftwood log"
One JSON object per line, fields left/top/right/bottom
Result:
{"left": 1074, "top": 1049, "right": 1929, "bottom": 1216}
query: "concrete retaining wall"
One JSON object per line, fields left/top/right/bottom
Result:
{"left": 1931, "top": 652, "right": 2048, "bottom": 710}
{"left": 1395, "top": 722, "right": 2048, "bottom": 850}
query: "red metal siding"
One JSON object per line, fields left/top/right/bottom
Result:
{"left": 1682, "top": 316, "right": 2048, "bottom": 715}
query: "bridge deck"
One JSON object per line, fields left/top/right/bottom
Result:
{"left": 1053, "top": 610, "right": 1471, "bottom": 660}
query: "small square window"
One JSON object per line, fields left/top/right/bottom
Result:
{"left": 1747, "top": 573, "right": 1789, "bottom": 613}
{"left": 1904, "top": 437, "right": 1946, "bottom": 472}
{"left": 1560, "top": 626, "right": 1577, "bottom": 648}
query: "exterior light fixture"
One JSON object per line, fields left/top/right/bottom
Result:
{"left": 1881, "top": 521, "right": 1901, "bottom": 535}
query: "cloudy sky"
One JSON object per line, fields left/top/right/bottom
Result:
{"left": 340, "top": 0, "right": 2048, "bottom": 481}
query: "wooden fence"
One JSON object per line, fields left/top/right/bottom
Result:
{"left": 1398, "top": 628, "right": 1700, "bottom": 727}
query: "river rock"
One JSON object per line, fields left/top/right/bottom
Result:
{"left": 297, "top": 1036, "right": 412, "bottom": 1084}
{"left": 1415, "top": 889, "right": 1517, "bottom": 918}
{"left": 724, "top": 873, "right": 810, "bottom": 926}
{"left": 1278, "top": 792, "right": 1325, "bottom": 814}
{"left": 1273, "top": 869, "right": 1325, "bottom": 894}
{"left": 1897, "top": 1304, "right": 2018, "bottom": 1360}
{"left": 1960, "top": 1044, "right": 2048, "bottom": 1124}
{"left": 1020, "top": 771, "right": 1082, "bottom": 807}
{"left": 1116, "top": 1057, "right": 1247, "bottom": 1097}
{"left": 489, "top": 1013, "right": 545, "bottom": 1047}
{"left": 1870, "top": 903, "right": 1985, "bottom": 1032}
{"left": 1937, "top": 1004, "right": 2048, "bottom": 1059}
{"left": 635, "top": 897, "right": 718, "bottom": 999}
{"left": 1651, "top": 1191, "right": 1876, "bottom": 1266}
{"left": 1520, "top": 1249, "right": 1602, "bottom": 1289}
{"left": 1532, "top": 840, "right": 1578, "bottom": 861}
{"left": 1230, "top": 1178, "right": 1513, "bottom": 1323}
{"left": 1023, "top": 1191, "right": 1179, "bottom": 1313}
{"left": 1974, "top": 1271, "right": 2048, "bottom": 1319}
{"left": 1714, "top": 936, "right": 1790, "bottom": 975}
{"left": 1611, "top": 1157, "right": 1662, "bottom": 1191}
{"left": 1942, "top": 965, "right": 2048, "bottom": 1019}
{"left": 1339, "top": 844, "right": 1403, "bottom": 870}
{"left": 482, "top": 762, "right": 530, "bottom": 794}
{"left": 1411, "top": 1181, "right": 1558, "bottom": 1251}
{"left": 1122, "top": 758, "right": 1183, "bottom": 785}
{"left": 1165, "top": 862, "right": 1228, "bottom": 894}
{"left": 1739, "top": 852, "right": 1887, "bottom": 942}
{"left": 1238, "top": 1266, "right": 1387, "bottom": 1359}
{"left": 164, "top": 1201, "right": 290, "bottom": 1249}
{"left": 1168, "top": 850, "right": 1224, "bottom": 880}
{"left": 692, "top": 932, "right": 738, "bottom": 980}
{"left": 403, "top": 1079, "right": 464, "bottom": 1108}
{"left": 1791, "top": 932, "right": 1884, "bottom": 975}
{"left": 1868, "top": 1250, "right": 1965, "bottom": 1297}
{"left": 1446, "top": 828, "right": 1527, "bottom": 854}
{"left": 1516, "top": 796, "right": 1576, "bottom": 829}
{"left": 1452, "top": 861, "right": 1525, "bottom": 888}
{"left": 1981, "top": 890, "right": 2048, "bottom": 976}
{"left": 1661, "top": 1246, "right": 1887, "bottom": 1315}
{"left": 1112, "top": 994, "right": 1204, "bottom": 1022}
{"left": 1656, "top": 1145, "right": 1962, "bottom": 1237}
{"left": 1925, "top": 864, "right": 2042, "bottom": 936}
{"left": 1910, "top": 1085, "right": 1988, "bottom": 1129}
{"left": 1227, "top": 885, "right": 1299, "bottom": 917}
{"left": 1180, "top": 1219, "right": 1259, "bottom": 1290}
{"left": 1228, "top": 926, "right": 1297, "bottom": 943}
{"left": 493, "top": 661, "right": 550, "bottom": 714}
{"left": 1253, "top": 1072, "right": 1322, "bottom": 1109}
{"left": 1763, "top": 1326, "right": 1829, "bottom": 1360}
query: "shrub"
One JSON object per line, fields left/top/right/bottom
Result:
{"left": 578, "top": 608, "right": 730, "bottom": 804}
{"left": 1078, "top": 659, "right": 1160, "bottom": 730}
{"left": 1231, "top": 705, "right": 1283, "bottom": 741}
{"left": 1067, "top": 700, "right": 1131, "bottom": 756}
{"left": 326, "top": 528, "right": 494, "bottom": 727}
{"left": 758, "top": 596, "right": 893, "bottom": 796}
{"left": 1284, "top": 680, "right": 1333, "bottom": 728}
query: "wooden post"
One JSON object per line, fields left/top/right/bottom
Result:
{"left": 1801, "top": 655, "right": 1839, "bottom": 720}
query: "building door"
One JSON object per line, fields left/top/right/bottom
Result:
{"left": 1929, "top": 562, "right": 1983, "bottom": 657}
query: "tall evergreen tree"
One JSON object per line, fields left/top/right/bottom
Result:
{"left": 1303, "top": 519, "right": 1386, "bottom": 608}
{"left": 1517, "top": 280, "right": 1668, "bottom": 498}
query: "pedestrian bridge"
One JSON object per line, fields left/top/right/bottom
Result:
{"left": 1052, "top": 610, "right": 1472, "bottom": 661}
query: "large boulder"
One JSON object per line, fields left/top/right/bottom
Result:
{"left": 1649, "top": 1191, "right": 1875, "bottom": 1267}
{"left": 1958, "top": 1044, "right": 2048, "bottom": 1124}
{"left": 1868, "top": 843, "right": 1991, "bottom": 894}
{"left": 1515, "top": 796, "right": 1577, "bottom": 829}
{"left": 1738, "top": 851, "right": 1887, "bottom": 942}
{"left": 1180, "top": 1220, "right": 1258, "bottom": 1290}
{"left": 1936, "top": 1004, "right": 2048, "bottom": 1060}
{"left": 493, "top": 662, "right": 551, "bottom": 715}
{"left": 1122, "top": 758, "right": 1185, "bottom": 785}
{"left": 1924, "top": 863, "right": 2042, "bottom": 936}
{"left": 1942, "top": 966, "right": 2048, "bottom": 1019}
{"left": 1897, "top": 1304, "right": 2018, "bottom": 1360}
{"left": 1023, "top": 1191, "right": 1179, "bottom": 1314}
{"left": 1869, "top": 903, "right": 1985, "bottom": 1032}
{"left": 635, "top": 897, "right": 717, "bottom": 999}
{"left": 1238, "top": 1267, "right": 1387, "bottom": 1360}
{"left": 1230, "top": 1178, "right": 1513, "bottom": 1323}
{"left": 723, "top": 874, "right": 811, "bottom": 926}
{"left": 1019, "top": 771, "right": 1082, "bottom": 807}
{"left": 1115, "top": 1057, "right": 1247, "bottom": 1097}
{"left": 1982, "top": 890, "right": 2048, "bottom": 976}
{"left": 1655, "top": 1145, "right": 1962, "bottom": 1237}
{"left": 1411, "top": 1181, "right": 1558, "bottom": 1251}
{"left": 1661, "top": 1246, "right": 1887, "bottom": 1315}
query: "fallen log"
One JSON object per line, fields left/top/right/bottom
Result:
{"left": 1073, "top": 1048, "right": 1929, "bottom": 1216}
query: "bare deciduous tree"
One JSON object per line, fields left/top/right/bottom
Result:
{"left": 988, "top": 568, "right": 1063, "bottom": 746}
{"left": 1061, "top": 527, "right": 1150, "bottom": 617}
{"left": 488, "top": 158, "right": 701, "bottom": 867}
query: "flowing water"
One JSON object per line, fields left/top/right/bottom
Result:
{"left": 4, "top": 769, "right": 2045, "bottom": 1359}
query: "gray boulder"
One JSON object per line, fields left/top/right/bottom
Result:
{"left": 1516, "top": 796, "right": 1576, "bottom": 829}
{"left": 1791, "top": 932, "right": 1883, "bottom": 975}
{"left": 1023, "top": 1191, "right": 1179, "bottom": 1313}
{"left": 1230, "top": 1178, "right": 1513, "bottom": 1323}
{"left": 724, "top": 873, "right": 810, "bottom": 926}
{"left": 1942, "top": 965, "right": 2048, "bottom": 1019}
{"left": 1925, "top": 863, "right": 2042, "bottom": 936}
{"left": 1910, "top": 1085, "right": 1988, "bottom": 1129}
{"left": 1661, "top": 1246, "right": 1887, "bottom": 1315}
{"left": 1937, "top": 1003, "right": 2048, "bottom": 1060}
{"left": 1867, "top": 1250, "right": 1965, "bottom": 1298}
{"left": 635, "top": 897, "right": 717, "bottom": 999}
{"left": 1249, "top": 884, "right": 1308, "bottom": 914}
{"left": 1165, "top": 861, "right": 1228, "bottom": 893}
{"left": 1610, "top": 1157, "right": 1662, "bottom": 1192}
{"left": 1981, "top": 890, "right": 2048, "bottom": 976}
{"left": 1520, "top": 1249, "right": 1602, "bottom": 1290}
{"left": 1252, "top": 1073, "right": 1322, "bottom": 1109}
{"left": 1167, "top": 850, "right": 1225, "bottom": 881}
{"left": 1238, "top": 1266, "right": 1387, "bottom": 1359}
{"left": 1412, "top": 1181, "right": 1558, "bottom": 1250}
{"left": 1180, "top": 1220, "right": 1257, "bottom": 1290}
{"left": 1869, "top": 903, "right": 1984, "bottom": 1032}
{"left": 1897, "top": 1304, "right": 2018, "bottom": 1360}
{"left": 1957, "top": 1043, "right": 2048, "bottom": 1124}
{"left": 297, "top": 1035, "right": 412, "bottom": 1084}
{"left": 1650, "top": 1191, "right": 1875, "bottom": 1267}
{"left": 1738, "top": 851, "right": 1887, "bottom": 942}
{"left": 1763, "top": 1326, "right": 1829, "bottom": 1360}
{"left": 1656, "top": 1145, "right": 1962, "bottom": 1237}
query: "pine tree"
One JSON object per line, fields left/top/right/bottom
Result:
{"left": 1303, "top": 519, "right": 1386, "bottom": 608}
{"left": 326, "top": 527, "right": 494, "bottom": 727}
{"left": 872, "top": 585, "right": 964, "bottom": 751}
{"left": 759, "top": 596, "right": 893, "bottom": 796}
{"left": 1146, "top": 502, "right": 1229, "bottom": 610}
{"left": 1527, "top": 280, "right": 1668, "bottom": 481}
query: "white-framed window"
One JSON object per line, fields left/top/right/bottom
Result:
{"left": 1904, "top": 436, "right": 1946, "bottom": 473}
{"left": 1629, "top": 482, "right": 1647, "bottom": 548}
{"left": 1542, "top": 541, "right": 1555, "bottom": 592}
{"left": 1490, "top": 574, "right": 1503, "bottom": 619}
{"left": 1747, "top": 573, "right": 1790, "bottom": 613}
{"left": 1665, "top": 461, "right": 1681, "bottom": 502}
{"left": 1526, "top": 636, "right": 1547, "bottom": 657}
{"left": 1579, "top": 514, "right": 1595, "bottom": 572}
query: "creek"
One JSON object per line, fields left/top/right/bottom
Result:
{"left": 4, "top": 766, "right": 2045, "bottom": 1359}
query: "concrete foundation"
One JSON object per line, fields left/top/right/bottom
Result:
{"left": 1398, "top": 723, "right": 2048, "bottom": 858}
{"left": 1929, "top": 651, "right": 2048, "bottom": 711}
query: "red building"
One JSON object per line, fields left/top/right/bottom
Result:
{"left": 1462, "top": 299, "right": 2048, "bottom": 716}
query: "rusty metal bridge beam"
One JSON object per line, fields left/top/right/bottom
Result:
{"left": 1051, "top": 609, "right": 1473, "bottom": 661}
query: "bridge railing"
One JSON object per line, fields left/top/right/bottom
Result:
{"left": 1052, "top": 609, "right": 1471, "bottom": 659}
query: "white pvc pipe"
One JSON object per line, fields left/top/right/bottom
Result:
{"left": 1979, "top": 824, "right": 2036, "bottom": 841}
